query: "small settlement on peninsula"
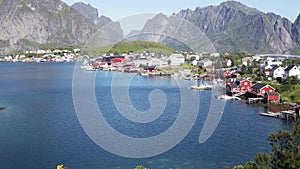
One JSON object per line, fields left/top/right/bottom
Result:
{"left": 1, "top": 47, "right": 300, "bottom": 121}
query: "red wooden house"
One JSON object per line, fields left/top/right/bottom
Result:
{"left": 143, "top": 66, "right": 157, "bottom": 73}
{"left": 251, "top": 83, "right": 276, "bottom": 96}
{"left": 226, "top": 84, "right": 241, "bottom": 95}
{"left": 235, "top": 79, "right": 252, "bottom": 92}
{"left": 111, "top": 57, "right": 125, "bottom": 63}
{"left": 264, "top": 92, "right": 280, "bottom": 102}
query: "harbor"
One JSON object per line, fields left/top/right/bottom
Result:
{"left": 259, "top": 107, "right": 300, "bottom": 121}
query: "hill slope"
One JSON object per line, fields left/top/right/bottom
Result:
{"left": 138, "top": 1, "right": 300, "bottom": 54}
{"left": 0, "top": 0, "right": 98, "bottom": 54}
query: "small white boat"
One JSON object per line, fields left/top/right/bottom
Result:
{"left": 216, "top": 95, "right": 241, "bottom": 100}
{"left": 259, "top": 112, "right": 280, "bottom": 118}
{"left": 190, "top": 84, "right": 212, "bottom": 90}
{"left": 84, "top": 65, "right": 96, "bottom": 71}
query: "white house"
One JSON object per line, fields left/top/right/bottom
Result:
{"left": 225, "top": 59, "right": 232, "bottom": 67}
{"left": 283, "top": 65, "right": 300, "bottom": 79}
{"left": 197, "top": 59, "right": 213, "bottom": 68}
{"left": 169, "top": 54, "right": 185, "bottom": 66}
{"left": 192, "top": 60, "right": 198, "bottom": 66}
{"left": 186, "top": 54, "right": 200, "bottom": 61}
{"left": 270, "top": 66, "right": 285, "bottom": 79}
{"left": 242, "top": 57, "right": 253, "bottom": 66}
{"left": 252, "top": 55, "right": 262, "bottom": 61}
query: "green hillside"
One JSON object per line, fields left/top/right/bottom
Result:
{"left": 108, "top": 41, "right": 176, "bottom": 55}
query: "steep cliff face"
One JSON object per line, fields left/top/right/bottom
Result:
{"left": 138, "top": 1, "right": 299, "bottom": 54}
{"left": 71, "top": 2, "right": 124, "bottom": 45}
{"left": 292, "top": 14, "right": 300, "bottom": 45}
{"left": 71, "top": 2, "right": 98, "bottom": 22}
{"left": 0, "top": 0, "right": 98, "bottom": 54}
{"left": 174, "top": 1, "right": 298, "bottom": 53}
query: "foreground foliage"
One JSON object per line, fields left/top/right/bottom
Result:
{"left": 235, "top": 125, "right": 300, "bottom": 169}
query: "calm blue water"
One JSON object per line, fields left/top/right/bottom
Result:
{"left": 0, "top": 62, "right": 292, "bottom": 169}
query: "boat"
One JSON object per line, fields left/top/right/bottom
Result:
{"left": 190, "top": 80, "right": 213, "bottom": 90}
{"left": 259, "top": 112, "right": 280, "bottom": 118}
{"left": 190, "top": 83, "right": 212, "bottom": 90}
{"left": 216, "top": 95, "right": 241, "bottom": 100}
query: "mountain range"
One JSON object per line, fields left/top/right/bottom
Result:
{"left": 0, "top": 0, "right": 299, "bottom": 55}
{"left": 136, "top": 1, "right": 300, "bottom": 54}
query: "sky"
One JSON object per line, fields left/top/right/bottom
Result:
{"left": 63, "top": 0, "right": 300, "bottom": 22}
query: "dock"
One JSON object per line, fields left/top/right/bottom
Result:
{"left": 280, "top": 110, "right": 299, "bottom": 121}
{"left": 246, "top": 98, "right": 264, "bottom": 104}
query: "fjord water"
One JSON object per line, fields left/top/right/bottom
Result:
{"left": 0, "top": 62, "right": 292, "bottom": 169}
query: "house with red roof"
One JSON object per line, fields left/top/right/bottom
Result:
{"left": 236, "top": 79, "right": 252, "bottom": 92}
{"left": 251, "top": 83, "right": 276, "bottom": 96}
{"left": 264, "top": 92, "right": 280, "bottom": 102}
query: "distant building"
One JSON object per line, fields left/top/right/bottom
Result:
{"left": 236, "top": 79, "right": 252, "bottom": 92}
{"left": 251, "top": 83, "right": 276, "bottom": 96}
{"left": 197, "top": 59, "right": 213, "bottom": 68}
{"left": 283, "top": 65, "right": 300, "bottom": 79}
{"left": 169, "top": 54, "right": 185, "bottom": 66}
{"left": 264, "top": 92, "right": 280, "bottom": 102}
{"left": 242, "top": 57, "right": 253, "bottom": 66}
{"left": 270, "top": 66, "right": 285, "bottom": 79}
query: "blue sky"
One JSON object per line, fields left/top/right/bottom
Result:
{"left": 63, "top": 0, "right": 300, "bottom": 22}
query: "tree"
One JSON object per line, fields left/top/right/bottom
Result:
{"left": 236, "top": 125, "right": 300, "bottom": 169}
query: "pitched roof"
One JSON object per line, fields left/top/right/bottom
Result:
{"left": 252, "top": 83, "right": 267, "bottom": 90}
{"left": 227, "top": 84, "right": 239, "bottom": 88}
{"left": 270, "top": 65, "right": 279, "bottom": 72}
{"left": 285, "top": 65, "right": 296, "bottom": 72}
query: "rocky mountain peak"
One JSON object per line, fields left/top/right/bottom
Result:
{"left": 0, "top": 0, "right": 98, "bottom": 54}
{"left": 72, "top": 2, "right": 98, "bottom": 22}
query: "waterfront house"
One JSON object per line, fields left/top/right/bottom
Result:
{"left": 226, "top": 84, "right": 240, "bottom": 95}
{"left": 236, "top": 79, "right": 252, "bottom": 92}
{"left": 143, "top": 66, "right": 157, "bottom": 75}
{"left": 251, "top": 83, "right": 276, "bottom": 96}
{"left": 283, "top": 65, "right": 300, "bottom": 79}
{"left": 270, "top": 65, "right": 285, "bottom": 79}
{"left": 264, "top": 92, "right": 280, "bottom": 102}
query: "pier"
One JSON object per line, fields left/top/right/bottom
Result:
{"left": 280, "top": 110, "right": 299, "bottom": 121}
{"left": 246, "top": 98, "right": 264, "bottom": 104}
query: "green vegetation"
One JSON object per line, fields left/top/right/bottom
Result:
{"left": 108, "top": 41, "right": 176, "bottom": 55}
{"left": 282, "top": 58, "right": 300, "bottom": 67}
{"left": 135, "top": 165, "right": 149, "bottom": 169}
{"left": 159, "top": 63, "right": 197, "bottom": 72}
{"left": 259, "top": 77, "right": 300, "bottom": 103}
{"left": 289, "top": 47, "right": 300, "bottom": 55}
{"left": 223, "top": 53, "right": 252, "bottom": 67}
{"left": 235, "top": 124, "right": 300, "bottom": 169}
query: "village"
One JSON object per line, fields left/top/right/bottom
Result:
{"left": 81, "top": 52, "right": 300, "bottom": 121}
{"left": 1, "top": 48, "right": 300, "bottom": 121}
